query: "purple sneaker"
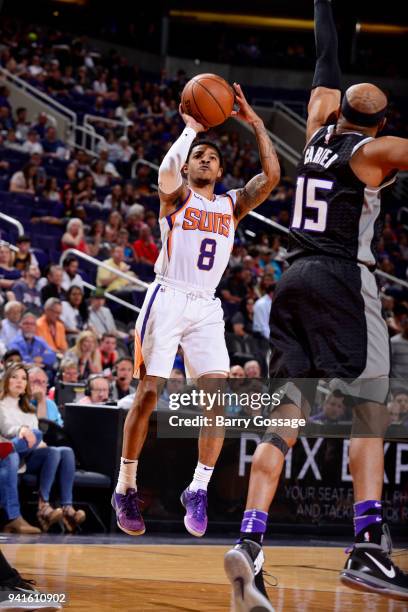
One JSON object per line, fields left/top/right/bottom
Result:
{"left": 180, "top": 488, "right": 208, "bottom": 537}
{"left": 111, "top": 488, "right": 145, "bottom": 536}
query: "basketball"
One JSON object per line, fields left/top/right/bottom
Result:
{"left": 181, "top": 73, "right": 235, "bottom": 128}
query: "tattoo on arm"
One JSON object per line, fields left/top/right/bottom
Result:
{"left": 235, "top": 122, "right": 280, "bottom": 222}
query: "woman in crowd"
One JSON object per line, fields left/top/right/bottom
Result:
{"left": 61, "top": 285, "right": 89, "bottom": 337}
{"left": 61, "top": 218, "right": 89, "bottom": 253}
{"left": 43, "top": 177, "right": 61, "bottom": 202}
{"left": 9, "top": 162, "right": 37, "bottom": 195}
{"left": 0, "top": 363, "right": 85, "bottom": 533}
{"left": 66, "top": 330, "right": 102, "bottom": 379}
{"left": 0, "top": 242, "right": 22, "bottom": 295}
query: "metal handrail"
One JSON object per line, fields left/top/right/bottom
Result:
{"left": 0, "top": 212, "right": 24, "bottom": 237}
{"left": 234, "top": 116, "right": 301, "bottom": 167}
{"left": 82, "top": 281, "right": 141, "bottom": 313}
{"left": 0, "top": 67, "right": 77, "bottom": 130}
{"left": 72, "top": 125, "right": 106, "bottom": 157}
{"left": 59, "top": 249, "right": 149, "bottom": 290}
{"left": 84, "top": 114, "right": 130, "bottom": 138}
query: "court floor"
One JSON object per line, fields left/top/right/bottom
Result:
{"left": 1, "top": 537, "right": 407, "bottom": 611}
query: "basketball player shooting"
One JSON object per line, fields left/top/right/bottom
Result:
{"left": 224, "top": 1, "right": 408, "bottom": 610}
{"left": 112, "top": 84, "right": 280, "bottom": 538}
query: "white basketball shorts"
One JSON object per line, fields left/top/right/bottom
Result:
{"left": 134, "top": 279, "right": 229, "bottom": 379}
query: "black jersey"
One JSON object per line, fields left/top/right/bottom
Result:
{"left": 288, "top": 125, "right": 396, "bottom": 266}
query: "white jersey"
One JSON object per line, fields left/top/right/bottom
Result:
{"left": 155, "top": 188, "right": 237, "bottom": 292}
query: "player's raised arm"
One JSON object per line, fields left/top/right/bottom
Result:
{"left": 232, "top": 84, "right": 280, "bottom": 224}
{"left": 306, "top": 0, "right": 342, "bottom": 142}
{"left": 158, "top": 107, "right": 206, "bottom": 215}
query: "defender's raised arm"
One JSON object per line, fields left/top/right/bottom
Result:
{"left": 307, "top": 0, "right": 342, "bottom": 141}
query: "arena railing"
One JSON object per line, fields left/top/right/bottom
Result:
{"left": 0, "top": 212, "right": 24, "bottom": 237}
{"left": 83, "top": 114, "right": 131, "bottom": 139}
{"left": 0, "top": 68, "right": 103, "bottom": 158}
{"left": 273, "top": 101, "right": 307, "bottom": 128}
{"left": 59, "top": 248, "right": 149, "bottom": 290}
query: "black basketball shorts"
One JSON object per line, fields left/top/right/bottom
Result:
{"left": 269, "top": 255, "right": 390, "bottom": 406}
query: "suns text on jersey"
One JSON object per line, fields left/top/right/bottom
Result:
{"left": 182, "top": 208, "right": 232, "bottom": 237}
{"left": 304, "top": 145, "right": 339, "bottom": 169}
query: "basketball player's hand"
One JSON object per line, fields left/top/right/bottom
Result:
{"left": 178, "top": 104, "right": 206, "bottom": 133}
{"left": 232, "top": 83, "right": 262, "bottom": 126}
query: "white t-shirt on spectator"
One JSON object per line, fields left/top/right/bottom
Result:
{"left": 22, "top": 140, "right": 44, "bottom": 155}
{"left": 61, "top": 272, "right": 84, "bottom": 292}
{"left": 61, "top": 301, "right": 82, "bottom": 332}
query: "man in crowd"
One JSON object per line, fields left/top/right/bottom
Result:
{"left": 40, "top": 265, "right": 66, "bottom": 304}
{"left": 12, "top": 264, "right": 42, "bottom": 313}
{"left": 88, "top": 288, "right": 126, "bottom": 339}
{"left": 8, "top": 312, "right": 56, "bottom": 370}
{"left": 77, "top": 375, "right": 110, "bottom": 405}
{"left": 311, "top": 390, "right": 347, "bottom": 424}
{"left": 111, "top": 358, "right": 136, "bottom": 401}
{"left": 96, "top": 246, "right": 136, "bottom": 294}
{"left": 0, "top": 301, "right": 24, "bottom": 345}
{"left": 133, "top": 227, "right": 159, "bottom": 266}
{"left": 36, "top": 298, "right": 68, "bottom": 356}
{"left": 61, "top": 255, "right": 84, "bottom": 292}
{"left": 253, "top": 281, "right": 275, "bottom": 340}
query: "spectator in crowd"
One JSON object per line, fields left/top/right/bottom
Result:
{"left": 230, "top": 365, "right": 245, "bottom": 379}
{"left": 12, "top": 264, "right": 42, "bottom": 313}
{"left": 41, "top": 126, "right": 67, "bottom": 159}
{"left": 116, "top": 228, "right": 134, "bottom": 260}
{"left": 66, "top": 331, "right": 102, "bottom": 379}
{"left": 0, "top": 301, "right": 25, "bottom": 345}
{"left": 28, "top": 367, "right": 63, "bottom": 426}
{"left": 40, "top": 265, "right": 66, "bottom": 303}
{"left": 219, "top": 265, "right": 249, "bottom": 306}
{"left": 22, "top": 128, "right": 44, "bottom": 155}
{"left": 9, "top": 162, "right": 37, "bottom": 194}
{"left": 8, "top": 312, "right": 56, "bottom": 370}
{"left": 159, "top": 368, "right": 186, "bottom": 405}
{"left": 61, "top": 286, "right": 89, "bottom": 337}
{"left": 43, "top": 177, "right": 61, "bottom": 202}
{"left": 311, "top": 390, "right": 346, "bottom": 423}
{"left": 231, "top": 297, "right": 255, "bottom": 336}
{"left": 253, "top": 281, "right": 275, "bottom": 339}
{"left": 0, "top": 243, "right": 22, "bottom": 292}
{"left": 133, "top": 226, "right": 159, "bottom": 266}
{"left": 111, "top": 357, "right": 136, "bottom": 401}
{"left": 77, "top": 374, "right": 110, "bottom": 405}
{"left": 96, "top": 245, "right": 136, "bottom": 293}
{"left": 88, "top": 288, "right": 125, "bottom": 338}
{"left": 0, "top": 363, "right": 85, "bottom": 533}
{"left": 99, "top": 333, "right": 119, "bottom": 373}
{"left": 50, "top": 358, "right": 83, "bottom": 406}
{"left": 36, "top": 298, "right": 68, "bottom": 356}
{"left": 1, "top": 349, "right": 22, "bottom": 371}
{"left": 61, "top": 218, "right": 89, "bottom": 253}
{"left": 15, "top": 106, "right": 30, "bottom": 140}
{"left": 393, "top": 390, "right": 408, "bottom": 422}
{"left": 103, "top": 184, "right": 126, "bottom": 213}
{"left": 61, "top": 255, "right": 84, "bottom": 292}
{"left": 12, "top": 235, "right": 39, "bottom": 272}
{"left": 243, "top": 360, "right": 261, "bottom": 378}
{"left": 391, "top": 313, "right": 408, "bottom": 390}
{"left": 387, "top": 400, "right": 401, "bottom": 424}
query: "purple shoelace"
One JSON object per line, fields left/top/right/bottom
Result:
{"left": 190, "top": 490, "right": 207, "bottom": 521}
{"left": 122, "top": 490, "right": 142, "bottom": 518}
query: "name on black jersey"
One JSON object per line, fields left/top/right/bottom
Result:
{"left": 304, "top": 145, "right": 339, "bottom": 169}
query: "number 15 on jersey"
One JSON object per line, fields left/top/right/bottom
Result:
{"left": 292, "top": 176, "right": 333, "bottom": 232}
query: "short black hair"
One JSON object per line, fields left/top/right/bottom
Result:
{"left": 3, "top": 349, "right": 22, "bottom": 362}
{"left": 186, "top": 139, "right": 224, "bottom": 169}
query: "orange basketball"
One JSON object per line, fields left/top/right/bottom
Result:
{"left": 181, "top": 73, "right": 235, "bottom": 128}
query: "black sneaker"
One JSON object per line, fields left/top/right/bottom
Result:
{"left": 224, "top": 539, "right": 275, "bottom": 612}
{"left": 0, "top": 569, "right": 62, "bottom": 610}
{"left": 340, "top": 524, "right": 408, "bottom": 601}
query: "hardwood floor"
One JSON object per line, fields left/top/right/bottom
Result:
{"left": 2, "top": 544, "right": 407, "bottom": 611}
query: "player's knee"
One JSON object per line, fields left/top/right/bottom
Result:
{"left": 133, "top": 380, "right": 158, "bottom": 414}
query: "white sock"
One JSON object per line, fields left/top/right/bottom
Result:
{"left": 189, "top": 461, "right": 214, "bottom": 492}
{"left": 116, "top": 457, "right": 138, "bottom": 494}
